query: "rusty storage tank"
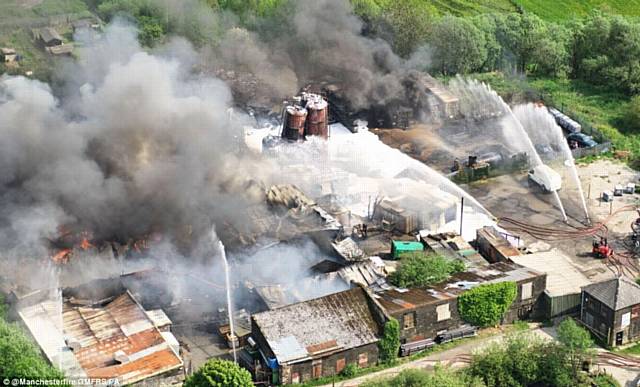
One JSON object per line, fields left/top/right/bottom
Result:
{"left": 304, "top": 94, "right": 329, "bottom": 138}
{"left": 281, "top": 105, "right": 307, "bottom": 141}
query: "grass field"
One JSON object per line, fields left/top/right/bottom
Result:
{"left": 430, "top": 0, "right": 516, "bottom": 17}
{"left": 427, "top": 0, "right": 640, "bottom": 20}
{"left": 515, "top": 0, "right": 640, "bottom": 21}
{"left": 0, "top": 0, "right": 91, "bottom": 79}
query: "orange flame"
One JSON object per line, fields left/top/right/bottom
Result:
{"left": 51, "top": 248, "right": 72, "bottom": 264}
{"left": 80, "top": 238, "right": 93, "bottom": 250}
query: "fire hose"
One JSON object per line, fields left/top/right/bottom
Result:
{"left": 498, "top": 206, "right": 640, "bottom": 277}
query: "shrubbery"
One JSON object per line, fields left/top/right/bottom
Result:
{"left": 184, "top": 358, "right": 253, "bottom": 387}
{"left": 378, "top": 318, "right": 400, "bottom": 363}
{"left": 0, "top": 303, "right": 66, "bottom": 381}
{"left": 457, "top": 282, "right": 517, "bottom": 327}
{"left": 362, "top": 365, "right": 484, "bottom": 387}
{"left": 469, "top": 321, "right": 604, "bottom": 387}
{"left": 340, "top": 363, "right": 358, "bottom": 377}
{"left": 389, "top": 253, "right": 465, "bottom": 288}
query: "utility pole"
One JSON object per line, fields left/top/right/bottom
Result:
{"left": 459, "top": 197, "right": 464, "bottom": 236}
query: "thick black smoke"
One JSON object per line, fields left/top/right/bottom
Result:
{"left": 205, "top": 0, "right": 430, "bottom": 108}
{"left": 0, "top": 22, "right": 270, "bottom": 267}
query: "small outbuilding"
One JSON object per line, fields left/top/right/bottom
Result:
{"left": 580, "top": 277, "right": 640, "bottom": 347}
{"left": 1, "top": 47, "right": 17, "bottom": 63}
{"left": 510, "top": 249, "right": 593, "bottom": 318}
{"left": 35, "top": 27, "right": 63, "bottom": 47}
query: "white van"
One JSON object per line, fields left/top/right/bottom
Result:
{"left": 528, "top": 165, "right": 562, "bottom": 193}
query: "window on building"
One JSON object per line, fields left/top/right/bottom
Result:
{"left": 584, "top": 312, "right": 594, "bottom": 328}
{"left": 403, "top": 312, "right": 415, "bottom": 329}
{"left": 521, "top": 282, "right": 532, "bottom": 300}
{"left": 358, "top": 353, "right": 368, "bottom": 367}
{"left": 312, "top": 360, "right": 322, "bottom": 379}
{"left": 336, "top": 358, "right": 346, "bottom": 374}
{"left": 436, "top": 303, "right": 451, "bottom": 321}
{"left": 292, "top": 372, "right": 300, "bottom": 384}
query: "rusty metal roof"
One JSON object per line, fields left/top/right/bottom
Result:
{"left": 375, "top": 262, "right": 542, "bottom": 314}
{"left": 62, "top": 292, "right": 182, "bottom": 384}
{"left": 477, "top": 226, "right": 521, "bottom": 257}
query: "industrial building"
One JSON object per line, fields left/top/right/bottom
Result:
{"left": 248, "top": 287, "right": 385, "bottom": 385}
{"left": 510, "top": 249, "right": 594, "bottom": 318}
{"left": 18, "top": 288, "right": 183, "bottom": 385}
{"left": 374, "top": 262, "right": 546, "bottom": 345}
{"left": 580, "top": 277, "right": 640, "bottom": 347}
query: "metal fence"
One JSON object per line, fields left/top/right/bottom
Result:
{"left": 571, "top": 142, "right": 612, "bottom": 159}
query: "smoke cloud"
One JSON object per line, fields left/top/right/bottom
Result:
{"left": 0, "top": 21, "right": 272, "bottom": 278}
{"left": 198, "top": 0, "right": 430, "bottom": 109}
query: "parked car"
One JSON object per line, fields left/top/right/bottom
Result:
{"left": 567, "top": 132, "right": 597, "bottom": 148}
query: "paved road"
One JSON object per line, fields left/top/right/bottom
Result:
{"left": 318, "top": 327, "right": 640, "bottom": 387}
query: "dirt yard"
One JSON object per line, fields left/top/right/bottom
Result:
{"left": 465, "top": 159, "right": 640, "bottom": 281}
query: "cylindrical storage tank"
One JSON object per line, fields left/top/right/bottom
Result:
{"left": 282, "top": 105, "right": 307, "bottom": 141}
{"left": 305, "top": 94, "right": 328, "bottom": 138}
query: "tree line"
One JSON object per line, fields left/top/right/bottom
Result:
{"left": 423, "top": 11, "right": 640, "bottom": 95}
{"left": 364, "top": 319, "right": 619, "bottom": 387}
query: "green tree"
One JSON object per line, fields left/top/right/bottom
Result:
{"left": 531, "top": 23, "right": 570, "bottom": 76}
{"left": 470, "top": 14, "right": 503, "bottom": 72}
{"left": 457, "top": 282, "right": 517, "bottom": 327}
{"left": 557, "top": 318, "right": 594, "bottom": 379}
{"left": 0, "top": 319, "right": 66, "bottom": 380}
{"left": 496, "top": 13, "right": 548, "bottom": 73}
{"left": 383, "top": 0, "right": 435, "bottom": 57}
{"left": 184, "top": 358, "right": 253, "bottom": 387}
{"left": 138, "top": 15, "right": 165, "bottom": 47}
{"left": 429, "top": 16, "right": 487, "bottom": 75}
{"left": 378, "top": 318, "right": 400, "bottom": 363}
{"left": 469, "top": 333, "right": 543, "bottom": 386}
{"left": 389, "top": 253, "right": 465, "bottom": 288}
{"left": 469, "top": 331, "right": 602, "bottom": 387}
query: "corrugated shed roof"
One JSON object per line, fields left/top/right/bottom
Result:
{"left": 252, "top": 287, "right": 380, "bottom": 364}
{"left": 583, "top": 277, "right": 640, "bottom": 311}
{"left": 39, "top": 27, "right": 62, "bottom": 43}
{"left": 376, "top": 262, "right": 542, "bottom": 314}
{"left": 23, "top": 291, "right": 182, "bottom": 385}
{"left": 509, "top": 250, "right": 592, "bottom": 297}
{"left": 477, "top": 226, "right": 521, "bottom": 257}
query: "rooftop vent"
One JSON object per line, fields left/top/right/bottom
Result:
{"left": 65, "top": 337, "right": 81, "bottom": 351}
{"left": 114, "top": 350, "right": 130, "bottom": 364}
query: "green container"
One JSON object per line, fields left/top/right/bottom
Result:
{"left": 391, "top": 240, "right": 424, "bottom": 259}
